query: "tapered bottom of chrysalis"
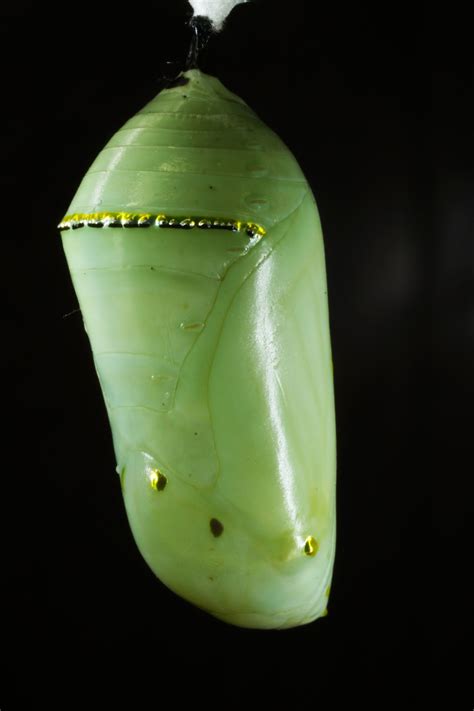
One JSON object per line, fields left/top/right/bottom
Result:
{"left": 195, "top": 601, "right": 330, "bottom": 631}
{"left": 120, "top": 451, "right": 335, "bottom": 631}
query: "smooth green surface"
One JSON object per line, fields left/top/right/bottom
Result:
{"left": 61, "top": 69, "right": 336, "bottom": 629}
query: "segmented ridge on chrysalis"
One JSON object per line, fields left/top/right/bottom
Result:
{"left": 58, "top": 212, "right": 266, "bottom": 238}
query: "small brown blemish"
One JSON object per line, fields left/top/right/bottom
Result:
{"left": 180, "top": 321, "right": 204, "bottom": 331}
{"left": 247, "top": 197, "right": 268, "bottom": 209}
{"left": 150, "top": 468, "right": 167, "bottom": 491}
{"left": 304, "top": 535, "right": 319, "bottom": 556}
{"left": 210, "top": 518, "right": 224, "bottom": 537}
{"left": 247, "top": 164, "right": 267, "bottom": 177}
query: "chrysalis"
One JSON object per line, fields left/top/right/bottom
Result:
{"left": 60, "top": 70, "right": 336, "bottom": 629}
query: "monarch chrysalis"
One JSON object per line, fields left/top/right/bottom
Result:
{"left": 60, "top": 69, "right": 336, "bottom": 629}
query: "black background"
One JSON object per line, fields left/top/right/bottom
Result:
{"left": 2, "top": 0, "right": 472, "bottom": 706}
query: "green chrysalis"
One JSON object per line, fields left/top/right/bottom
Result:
{"left": 60, "top": 69, "right": 336, "bottom": 629}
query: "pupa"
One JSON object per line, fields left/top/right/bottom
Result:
{"left": 59, "top": 69, "right": 337, "bottom": 629}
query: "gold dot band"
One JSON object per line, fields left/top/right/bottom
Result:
{"left": 58, "top": 212, "right": 266, "bottom": 238}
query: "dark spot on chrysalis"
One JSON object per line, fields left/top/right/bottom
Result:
{"left": 150, "top": 469, "right": 167, "bottom": 491}
{"left": 210, "top": 518, "right": 224, "bottom": 537}
{"left": 156, "top": 476, "right": 167, "bottom": 491}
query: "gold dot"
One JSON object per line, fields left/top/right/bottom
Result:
{"left": 304, "top": 536, "right": 319, "bottom": 556}
{"left": 149, "top": 469, "right": 167, "bottom": 491}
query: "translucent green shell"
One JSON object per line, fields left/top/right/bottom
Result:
{"left": 60, "top": 69, "right": 336, "bottom": 629}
